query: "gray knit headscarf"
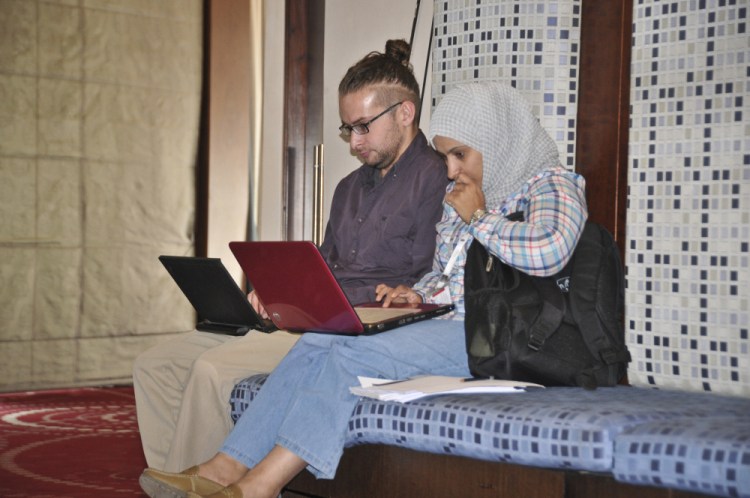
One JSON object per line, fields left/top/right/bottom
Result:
{"left": 429, "top": 82, "right": 560, "bottom": 207}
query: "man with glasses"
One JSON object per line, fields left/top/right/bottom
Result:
{"left": 133, "top": 38, "right": 448, "bottom": 475}
{"left": 319, "top": 39, "right": 448, "bottom": 305}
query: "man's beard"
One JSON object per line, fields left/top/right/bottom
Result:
{"left": 368, "top": 156, "right": 394, "bottom": 170}
{"left": 364, "top": 133, "right": 402, "bottom": 171}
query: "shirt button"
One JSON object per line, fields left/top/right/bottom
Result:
{"left": 351, "top": 249, "right": 356, "bottom": 255}
{"left": 358, "top": 218, "right": 363, "bottom": 223}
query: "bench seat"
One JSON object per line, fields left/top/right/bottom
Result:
{"left": 230, "top": 374, "right": 750, "bottom": 497}
{"left": 613, "top": 416, "right": 750, "bottom": 497}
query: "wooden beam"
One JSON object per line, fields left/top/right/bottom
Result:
{"left": 196, "top": 0, "right": 252, "bottom": 284}
{"left": 576, "top": 0, "right": 633, "bottom": 253}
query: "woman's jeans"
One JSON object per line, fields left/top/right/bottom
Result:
{"left": 220, "top": 316, "right": 470, "bottom": 479}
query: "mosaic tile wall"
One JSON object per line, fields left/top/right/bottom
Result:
{"left": 431, "top": 0, "right": 749, "bottom": 397}
{"left": 431, "top": 0, "right": 581, "bottom": 168}
{"left": 626, "top": 0, "right": 749, "bottom": 396}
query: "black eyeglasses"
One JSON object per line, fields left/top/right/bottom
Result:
{"left": 339, "top": 101, "right": 403, "bottom": 137}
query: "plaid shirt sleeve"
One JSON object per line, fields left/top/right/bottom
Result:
{"left": 414, "top": 169, "right": 587, "bottom": 310}
{"left": 472, "top": 168, "right": 588, "bottom": 277}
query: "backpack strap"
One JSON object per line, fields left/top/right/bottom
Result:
{"left": 567, "top": 223, "right": 632, "bottom": 371}
{"left": 501, "top": 211, "right": 566, "bottom": 351}
{"left": 526, "top": 278, "right": 566, "bottom": 351}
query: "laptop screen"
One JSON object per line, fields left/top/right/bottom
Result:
{"left": 229, "top": 241, "right": 453, "bottom": 335}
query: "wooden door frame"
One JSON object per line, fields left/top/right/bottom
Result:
{"left": 283, "top": 0, "right": 325, "bottom": 241}
{"left": 195, "top": 0, "right": 253, "bottom": 257}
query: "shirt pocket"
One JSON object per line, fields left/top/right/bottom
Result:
{"left": 380, "top": 213, "right": 415, "bottom": 242}
{"left": 376, "top": 214, "right": 416, "bottom": 268}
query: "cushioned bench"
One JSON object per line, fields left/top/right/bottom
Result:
{"left": 230, "top": 374, "right": 750, "bottom": 497}
{"left": 613, "top": 416, "right": 750, "bottom": 497}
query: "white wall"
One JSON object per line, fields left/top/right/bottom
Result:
{"left": 257, "top": 0, "right": 285, "bottom": 242}
{"left": 258, "top": 0, "right": 434, "bottom": 241}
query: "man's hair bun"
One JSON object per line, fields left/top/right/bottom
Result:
{"left": 385, "top": 39, "right": 411, "bottom": 67}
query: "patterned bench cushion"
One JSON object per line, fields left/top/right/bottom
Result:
{"left": 613, "top": 417, "right": 750, "bottom": 498}
{"left": 230, "top": 374, "right": 750, "bottom": 476}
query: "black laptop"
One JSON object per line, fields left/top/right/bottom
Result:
{"left": 158, "top": 255, "right": 276, "bottom": 335}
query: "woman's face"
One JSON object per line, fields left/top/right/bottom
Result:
{"left": 432, "top": 135, "right": 483, "bottom": 186}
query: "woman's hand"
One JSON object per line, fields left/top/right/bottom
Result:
{"left": 375, "top": 284, "right": 424, "bottom": 307}
{"left": 445, "top": 172, "right": 486, "bottom": 224}
{"left": 247, "top": 290, "right": 269, "bottom": 319}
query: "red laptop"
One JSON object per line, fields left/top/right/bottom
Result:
{"left": 229, "top": 241, "right": 454, "bottom": 335}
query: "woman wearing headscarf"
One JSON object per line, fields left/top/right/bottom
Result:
{"left": 139, "top": 82, "right": 588, "bottom": 498}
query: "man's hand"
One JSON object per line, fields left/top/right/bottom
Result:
{"left": 375, "top": 284, "right": 423, "bottom": 307}
{"left": 247, "top": 290, "right": 269, "bottom": 319}
{"left": 445, "top": 173, "right": 485, "bottom": 224}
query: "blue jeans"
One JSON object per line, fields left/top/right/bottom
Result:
{"left": 220, "top": 316, "right": 470, "bottom": 479}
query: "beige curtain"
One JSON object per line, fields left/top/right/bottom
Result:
{"left": 0, "top": 0, "right": 203, "bottom": 391}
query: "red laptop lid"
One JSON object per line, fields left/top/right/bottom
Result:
{"left": 229, "top": 241, "right": 365, "bottom": 334}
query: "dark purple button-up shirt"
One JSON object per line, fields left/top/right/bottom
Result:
{"left": 319, "top": 131, "right": 448, "bottom": 305}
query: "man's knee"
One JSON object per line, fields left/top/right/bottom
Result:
{"left": 133, "top": 340, "right": 177, "bottom": 377}
{"left": 188, "top": 354, "right": 223, "bottom": 387}
{"left": 133, "top": 346, "right": 160, "bottom": 381}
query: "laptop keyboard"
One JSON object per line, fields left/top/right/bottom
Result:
{"left": 354, "top": 306, "right": 420, "bottom": 324}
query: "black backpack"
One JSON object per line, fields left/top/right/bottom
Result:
{"left": 463, "top": 214, "right": 631, "bottom": 389}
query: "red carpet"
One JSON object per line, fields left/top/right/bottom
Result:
{"left": 0, "top": 386, "right": 148, "bottom": 497}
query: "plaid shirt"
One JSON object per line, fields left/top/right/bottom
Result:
{"left": 414, "top": 168, "right": 588, "bottom": 313}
